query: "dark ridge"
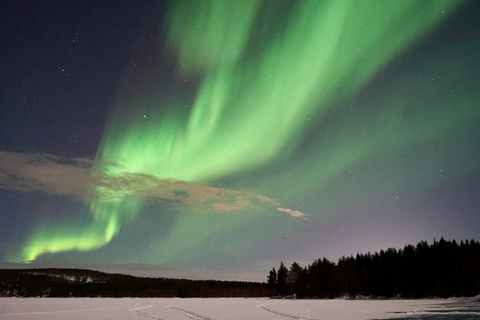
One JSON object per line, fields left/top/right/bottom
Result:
{"left": 0, "top": 268, "right": 271, "bottom": 298}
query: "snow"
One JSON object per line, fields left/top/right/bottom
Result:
{"left": 0, "top": 297, "right": 478, "bottom": 319}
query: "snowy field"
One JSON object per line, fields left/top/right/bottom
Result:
{"left": 1, "top": 297, "right": 479, "bottom": 319}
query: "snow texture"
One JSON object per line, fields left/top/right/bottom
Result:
{"left": 0, "top": 297, "right": 479, "bottom": 319}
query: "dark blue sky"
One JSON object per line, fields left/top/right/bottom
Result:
{"left": 0, "top": 1, "right": 154, "bottom": 157}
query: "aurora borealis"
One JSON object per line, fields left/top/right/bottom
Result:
{"left": 1, "top": 0, "right": 480, "bottom": 280}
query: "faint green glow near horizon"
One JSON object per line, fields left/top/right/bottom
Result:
{"left": 14, "top": 0, "right": 466, "bottom": 263}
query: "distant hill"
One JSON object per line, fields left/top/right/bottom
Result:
{"left": 0, "top": 268, "right": 271, "bottom": 298}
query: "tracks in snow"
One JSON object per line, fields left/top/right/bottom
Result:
{"left": 128, "top": 302, "right": 218, "bottom": 320}
{"left": 127, "top": 302, "right": 166, "bottom": 320}
{"left": 168, "top": 306, "right": 217, "bottom": 320}
{"left": 258, "top": 303, "right": 320, "bottom": 320}
{"left": 128, "top": 301, "right": 321, "bottom": 320}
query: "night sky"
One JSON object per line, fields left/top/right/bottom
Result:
{"left": 1, "top": 0, "right": 480, "bottom": 281}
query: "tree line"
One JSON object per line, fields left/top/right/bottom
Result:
{"left": 0, "top": 268, "right": 271, "bottom": 298}
{"left": 267, "top": 238, "right": 480, "bottom": 298}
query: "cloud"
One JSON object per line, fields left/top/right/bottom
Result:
{"left": 277, "top": 207, "right": 307, "bottom": 218}
{"left": 0, "top": 151, "right": 306, "bottom": 217}
{"left": 0, "top": 151, "right": 95, "bottom": 200}
{"left": 151, "top": 181, "right": 275, "bottom": 214}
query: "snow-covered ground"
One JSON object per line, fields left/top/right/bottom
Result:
{"left": 1, "top": 297, "right": 479, "bottom": 319}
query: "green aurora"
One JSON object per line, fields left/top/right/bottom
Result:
{"left": 12, "top": 0, "right": 480, "bottom": 266}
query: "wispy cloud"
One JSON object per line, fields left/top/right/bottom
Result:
{"left": 277, "top": 207, "right": 307, "bottom": 218}
{"left": 0, "top": 151, "right": 95, "bottom": 200}
{"left": 0, "top": 151, "right": 306, "bottom": 217}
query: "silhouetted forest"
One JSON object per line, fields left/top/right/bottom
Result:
{"left": 0, "top": 268, "right": 271, "bottom": 297}
{"left": 267, "top": 238, "right": 480, "bottom": 298}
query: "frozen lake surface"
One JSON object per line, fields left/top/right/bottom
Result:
{"left": 1, "top": 297, "right": 479, "bottom": 319}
